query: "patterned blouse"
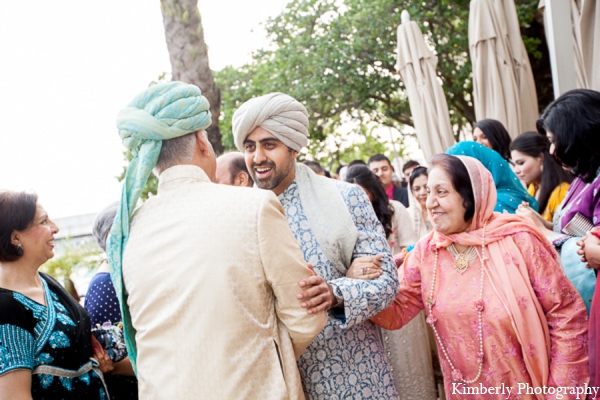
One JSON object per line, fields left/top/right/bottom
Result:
{"left": 279, "top": 179, "right": 399, "bottom": 400}
{"left": 85, "top": 272, "right": 123, "bottom": 327}
{"left": 0, "top": 273, "right": 107, "bottom": 399}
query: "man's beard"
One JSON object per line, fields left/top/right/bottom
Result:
{"left": 251, "top": 160, "right": 293, "bottom": 191}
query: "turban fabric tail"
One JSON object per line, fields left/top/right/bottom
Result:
{"left": 105, "top": 82, "right": 211, "bottom": 374}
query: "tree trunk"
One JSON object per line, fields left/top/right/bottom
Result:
{"left": 160, "top": 0, "right": 223, "bottom": 154}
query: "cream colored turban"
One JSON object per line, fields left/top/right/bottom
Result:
{"left": 232, "top": 92, "right": 309, "bottom": 152}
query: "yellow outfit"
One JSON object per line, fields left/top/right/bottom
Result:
{"left": 528, "top": 182, "right": 570, "bottom": 222}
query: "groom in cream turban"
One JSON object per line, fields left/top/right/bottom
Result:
{"left": 107, "top": 82, "right": 326, "bottom": 400}
{"left": 233, "top": 93, "right": 400, "bottom": 399}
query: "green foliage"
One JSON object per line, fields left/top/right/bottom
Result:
{"left": 215, "top": 0, "right": 546, "bottom": 168}
{"left": 303, "top": 124, "right": 393, "bottom": 170}
{"left": 515, "top": 1, "right": 543, "bottom": 59}
{"left": 41, "top": 240, "right": 102, "bottom": 287}
{"left": 150, "top": 72, "right": 169, "bottom": 86}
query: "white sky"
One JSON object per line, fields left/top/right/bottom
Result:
{"left": 0, "top": 0, "right": 289, "bottom": 218}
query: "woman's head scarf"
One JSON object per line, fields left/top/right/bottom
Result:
{"left": 446, "top": 141, "right": 538, "bottom": 214}
{"left": 106, "top": 81, "right": 211, "bottom": 373}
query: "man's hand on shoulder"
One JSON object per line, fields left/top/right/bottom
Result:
{"left": 297, "top": 264, "right": 338, "bottom": 314}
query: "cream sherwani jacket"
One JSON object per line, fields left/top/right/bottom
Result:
{"left": 122, "top": 165, "right": 326, "bottom": 400}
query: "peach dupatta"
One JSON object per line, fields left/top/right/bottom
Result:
{"left": 430, "top": 156, "right": 553, "bottom": 394}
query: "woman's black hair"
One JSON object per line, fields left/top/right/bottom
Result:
{"left": 409, "top": 166, "right": 428, "bottom": 189}
{"left": 474, "top": 119, "right": 512, "bottom": 162}
{"left": 0, "top": 191, "right": 38, "bottom": 262}
{"left": 537, "top": 89, "right": 600, "bottom": 183}
{"left": 345, "top": 165, "right": 394, "bottom": 237}
{"left": 510, "top": 131, "right": 573, "bottom": 214}
{"left": 429, "top": 154, "right": 475, "bottom": 222}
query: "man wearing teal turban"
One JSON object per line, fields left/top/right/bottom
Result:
{"left": 106, "top": 82, "right": 326, "bottom": 399}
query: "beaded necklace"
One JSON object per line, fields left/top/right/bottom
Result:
{"left": 426, "top": 223, "right": 487, "bottom": 383}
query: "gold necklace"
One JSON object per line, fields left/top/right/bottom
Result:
{"left": 447, "top": 244, "right": 478, "bottom": 274}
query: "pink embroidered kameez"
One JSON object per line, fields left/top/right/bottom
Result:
{"left": 372, "top": 156, "right": 589, "bottom": 399}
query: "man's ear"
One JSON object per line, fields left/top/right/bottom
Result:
{"left": 291, "top": 150, "right": 299, "bottom": 159}
{"left": 235, "top": 172, "right": 250, "bottom": 187}
{"left": 195, "top": 130, "right": 211, "bottom": 156}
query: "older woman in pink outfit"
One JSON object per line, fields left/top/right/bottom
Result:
{"left": 370, "top": 154, "right": 589, "bottom": 398}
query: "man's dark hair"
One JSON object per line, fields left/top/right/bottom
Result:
{"left": 367, "top": 154, "right": 393, "bottom": 169}
{"left": 0, "top": 191, "right": 38, "bottom": 262}
{"left": 402, "top": 160, "right": 420, "bottom": 173}
{"left": 303, "top": 160, "right": 325, "bottom": 174}
{"left": 429, "top": 154, "right": 475, "bottom": 222}
{"left": 537, "top": 89, "right": 600, "bottom": 183}
{"left": 228, "top": 153, "right": 254, "bottom": 185}
{"left": 348, "top": 159, "right": 366, "bottom": 167}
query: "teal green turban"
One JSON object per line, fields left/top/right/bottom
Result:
{"left": 106, "top": 81, "right": 211, "bottom": 374}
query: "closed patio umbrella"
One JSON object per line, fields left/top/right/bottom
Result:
{"left": 396, "top": 11, "right": 455, "bottom": 161}
{"left": 537, "top": 0, "right": 599, "bottom": 93}
{"left": 573, "top": 0, "right": 600, "bottom": 90}
{"left": 469, "top": 0, "right": 539, "bottom": 138}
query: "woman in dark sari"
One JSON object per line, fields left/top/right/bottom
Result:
{"left": 0, "top": 190, "right": 109, "bottom": 399}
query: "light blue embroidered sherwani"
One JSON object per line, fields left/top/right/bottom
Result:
{"left": 279, "top": 179, "right": 400, "bottom": 400}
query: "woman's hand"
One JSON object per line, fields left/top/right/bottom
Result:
{"left": 346, "top": 254, "right": 382, "bottom": 280}
{"left": 516, "top": 203, "right": 553, "bottom": 233}
{"left": 577, "top": 229, "right": 600, "bottom": 269}
{"left": 393, "top": 250, "right": 406, "bottom": 268}
{"left": 91, "top": 335, "right": 114, "bottom": 375}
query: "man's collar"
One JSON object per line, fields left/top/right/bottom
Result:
{"left": 158, "top": 165, "right": 211, "bottom": 189}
